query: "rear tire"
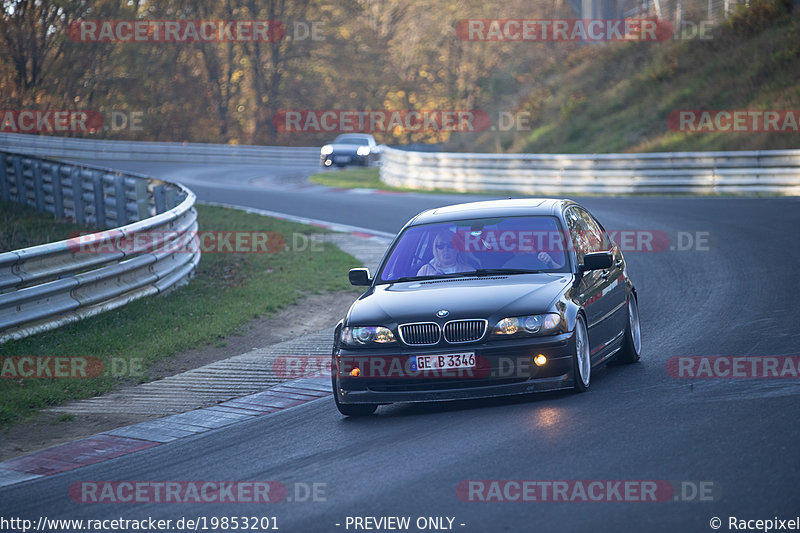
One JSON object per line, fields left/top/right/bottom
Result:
{"left": 612, "top": 295, "right": 642, "bottom": 364}
{"left": 572, "top": 315, "right": 591, "bottom": 393}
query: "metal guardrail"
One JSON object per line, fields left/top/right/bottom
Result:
{"left": 380, "top": 146, "right": 800, "bottom": 195}
{"left": 0, "top": 151, "right": 199, "bottom": 343}
{"left": 0, "top": 133, "right": 319, "bottom": 165}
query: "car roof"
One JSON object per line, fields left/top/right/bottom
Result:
{"left": 407, "top": 198, "right": 576, "bottom": 226}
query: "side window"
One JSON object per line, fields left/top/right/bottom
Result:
{"left": 576, "top": 208, "right": 610, "bottom": 252}
{"left": 566, "top": 207, "right": 611, "bottom": 266}
{"left": 565, "top": 208, "right": 591, "bottom": 265}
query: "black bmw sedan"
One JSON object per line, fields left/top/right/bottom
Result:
{"left": 332, "top": 198, "right": 642, "bottom": 416}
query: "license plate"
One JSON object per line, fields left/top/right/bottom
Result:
{"left": 333, "top": 155, "right": 351, "bottom": 163}
{"left": 410, "top": 352, "right": 475, "bottom": 371}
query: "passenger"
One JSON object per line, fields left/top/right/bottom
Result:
{"left": 417, "top": 230, "right": 474, "bottom": 276}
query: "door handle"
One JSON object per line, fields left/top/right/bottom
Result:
{"left": 601, "top": 271, "right": 610, "bottom": 280}
{"left": 615, "top": 260, "right": 623, "bottom": 268}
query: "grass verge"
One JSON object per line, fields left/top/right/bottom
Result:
{"left": 311, "top": 167, "right": 403, "bottom": 190}
{"left": 516, "top": 1, "right": 800, "bottom": 154}
{"left": 311, "top": 167, "right": 493, "bottom": 195}
{"left": 0, "top": 202, "right": 362, "bottom": 426}
{"left": 1, "top": 201, "right": 91, "bottom": 252}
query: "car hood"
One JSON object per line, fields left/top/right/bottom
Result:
{"left": 346, "top": 274, "right": 571, "bottom": 326}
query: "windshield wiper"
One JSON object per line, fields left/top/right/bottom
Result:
{"left": 471, "top": 268, "right": 545, "bottom": 276}
{"left": 387, "top": 269, "right": 544, "bottom": 283}
{"left": 389, "top": 272, "right": 468, "bottom": 283}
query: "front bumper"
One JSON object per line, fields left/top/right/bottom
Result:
{"left": 333, "top": 331, "right": 576, "bottom": 404}
{"left": 320, "top": 153, "right": 369, "bottom": 166}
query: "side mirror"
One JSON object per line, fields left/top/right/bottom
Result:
{"left": 349, "top": 268, "right": 372, "bottom": 286}
{"left": 580, "top": 251, "right": 613, "bottom": 271}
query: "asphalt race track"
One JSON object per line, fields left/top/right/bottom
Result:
{"left": 2, "top": 160, "right": 799, "bottom": 532}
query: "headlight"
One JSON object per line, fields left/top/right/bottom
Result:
{"left": 341, "top": 326, "right": 396, "bottom": 345}
{"left": 321, "top": 145, "right": 333, "bottom": 155}
{"left": 356, "top": 146, "right": 370, "bottom": 156}
{"left": 492, "top": 313, "right": 563, "bottom": 337}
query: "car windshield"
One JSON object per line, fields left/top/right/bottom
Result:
{"left": 333, "top": 135, "right": 370, "bottom": 145}
{"left": 378, "top": 216, "right": 571, "bottom": 283}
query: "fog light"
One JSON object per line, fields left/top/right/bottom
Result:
{"left": 324, "top": 159, "right": 332, "bottom": 167}
{"left": 534, "top": 354, "right": 547, "bottom": 366}
{"left": 350, "top": 367, "right": 361, "bottom": 377}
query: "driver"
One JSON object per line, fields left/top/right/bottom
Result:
{"left": 417, "top": 230, "right": 474, "bottom": 276}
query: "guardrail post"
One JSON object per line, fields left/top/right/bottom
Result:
{"left": 0, "top": 154, "right": 8, "bottom": 201}
{"left": 71, "top": 167, "right": 85, "bottom": 225}
{"left": 135, "top": 180, "right": 149, "bottom": 220}
{"left": 711, "top": 167, "right": 719, "bottom": 194}
{"left": 13, "top": 156, "right": 25, "bottom": 205}
{"left": 32, "top": 161, "right": 45, "bottom": 212}
{"left": 114, "top": 175, "right": 127, "bottom": 226}
{"left": 165, "top": 187, "right": 176, "bottom": 210}
{"left": 153, "top": 185, "right": 166, "bottom": 214}
{"left": 92, "top": 171, "right": 106, "bottom": 228}
{"left": 53, "top": 164, "right": 65, "bottom": 219}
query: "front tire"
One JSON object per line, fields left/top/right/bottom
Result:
{"left": 332, "top": 373, "right": 377, "bottom": 416}
{"left": 335, "top": 395, "right": 378, "bottom": 417}
{"left": 572, "top": 315, "right": 591, "bottom": 393}
{"left": 612, "top": 294, "right": 642, "bottom": 364}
